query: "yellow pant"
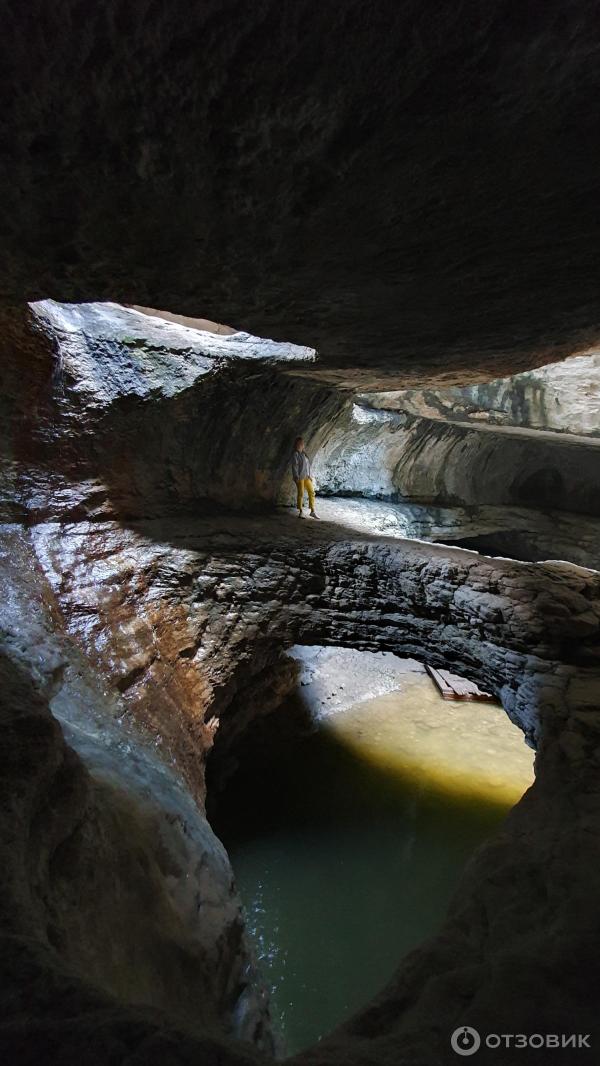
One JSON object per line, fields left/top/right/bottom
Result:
{"left": 296, "top": 477, "right": 315, "bottom": 511}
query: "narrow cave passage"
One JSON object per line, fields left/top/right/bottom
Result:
{"left": 300, "top": 350, "right": 600, "bottom": 570}
{"left": 211, "top": 648, "right": 535, "bottom": 1057}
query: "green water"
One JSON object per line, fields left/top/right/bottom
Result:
{"left": 213, "top": 686, "right": 533, "bottom": 1057}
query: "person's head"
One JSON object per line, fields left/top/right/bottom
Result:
{"left": 294, "top": 436, "right": 305, "bottom": 452}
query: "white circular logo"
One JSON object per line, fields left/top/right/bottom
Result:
{"left": 451, "top": 1026, "right": 481, "bottom": 1056}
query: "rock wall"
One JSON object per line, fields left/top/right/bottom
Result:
{"left": 391, "top": 418, "right": 600, "bottom": 516}
{"left": 0, "top": 656, "right": 267, "bottom": 1066}
{"left": 304, "top": 496, "right": 600, "bottom": 571}
{"left": 4, "top": 3, "right": 600, "bottom": 1059}
{"left": 1, "top": 304, "right": 346, "bottom": 521}
{"left": 0, "top": 527, "right": 275, "bottom": 1057}
{"left": 363, "top": 348, "right": 600, "bottom": 437}
{"left": 3, "top": 508, "right": 600, "bottom": 1062}
{"left": 28, "top": 512, "right": 600, "bottom": 761}
{"left": 313, "top": 405, "right": 600, "bottom": 516}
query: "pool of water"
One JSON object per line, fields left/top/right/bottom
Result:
{"left": 213, "top": 672, "right": 534, "bottom": 1057}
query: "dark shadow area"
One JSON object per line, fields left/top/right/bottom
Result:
{"left": 442, "top": 530, "right": 565, "bottom": 565}
{"left": 5, "top": 2, "right": 600, "bottom": 383}
{"left": 513, "top": 466, "right": 565, "bottom": 510}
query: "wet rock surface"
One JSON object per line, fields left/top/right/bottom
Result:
{"left": 3, "top": 4, "right": 600, "bottom": 1057}
{"left": 27, "top": 510, "right": 600, "bottom": 750}
{"left": 0, "top": 527, "right": 275, "bottom": 1059}
{"left": 2, "top": 293, "right": 600, "bottom": 1065}
{"left": 3, "top": 507, "right": 600, "bottom": 1063}
{"left": 294, "top": 497, "right": 600, "bottom": 571}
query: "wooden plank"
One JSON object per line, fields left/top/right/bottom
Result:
{"left": 452, "top": 678, "right": 472, "bottom": 697}
{"left": 425, "top": 664, "right": 455, "bottom": 699}
{"left": 426, "top": 664, "right": 497, "bottom": 702}
{"left": 439, "top": 670, "right": 470, "bottom": 698}
{"left": 438, "top": 669, "right": 458, "bottom": 687}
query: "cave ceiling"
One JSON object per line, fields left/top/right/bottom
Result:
{"left": 3, "top": 1, "right": 600, "bottom": 388}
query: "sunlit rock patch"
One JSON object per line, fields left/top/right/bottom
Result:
{"left": 32, "top": 299, "right": 316, "bottom": 406}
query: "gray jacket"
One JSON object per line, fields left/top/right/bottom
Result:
{"left": 291, "top": 449, "right": 311, "bottom": 480}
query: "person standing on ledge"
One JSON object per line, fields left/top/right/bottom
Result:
{"left": 291, "top": 436, "right": 320, "bottom": 519}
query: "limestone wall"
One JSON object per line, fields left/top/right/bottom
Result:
{"left": 3, "top": 507, "right": 600, "bottom": 1062}
{"left": 313, "top": 405, "right": 600, "bottom": 516}
{"left": 364, "top": 348, "right": 600, "bottom": 436}
{"left": 1, "top": 303, "right": 345, "bottom": 522}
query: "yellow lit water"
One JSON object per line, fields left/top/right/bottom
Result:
{"left": 328, "top": 675, "right": 534, "bottom": 809}
{"left": 215, "top": 674, "right": 534, "bottom": 1057}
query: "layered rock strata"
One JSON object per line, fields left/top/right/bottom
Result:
{"left": 363, "top": 348, "right": 600, "bottom": 437}
{"left": 313, "top": 405, "right": 600, "bottom": 516}
{"left": 2, "top": 507, "right": 600, "bottom": 1062}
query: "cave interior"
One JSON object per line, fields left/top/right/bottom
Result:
{"left": 3, "top": 4, "right": 600, "bottom": 1065}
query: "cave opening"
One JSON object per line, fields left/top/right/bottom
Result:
{"left": 210, "top": 646, "right": 535, "bottom": 1057}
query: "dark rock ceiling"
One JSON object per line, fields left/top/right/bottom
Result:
{"left": 3, "top": 1, "right": 600, "bottom": 386}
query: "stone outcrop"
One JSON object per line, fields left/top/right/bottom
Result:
{"left": 301, "top": 496, "right": 600, "bottom": 570}
{"left": 34, "top": 300, "right": 317, "bottom": 389}
{"left": 0, "top": 651, "right": 267, "bottom": 1066}
{"left": 28, "top": 510, "right": 600, "bottom": 754}
{"left": 1, "top": 303, "right": 345, "bottom": 521}
{"left": 0, "top": 527, "right": 275, "bottom": 1059}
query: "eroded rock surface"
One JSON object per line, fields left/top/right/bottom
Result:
{"left": 292, "top": 497, "right": 600, "bottom": 570}
{"left": 363, "top": 348, "right": 600, "bottom": 437}
{"left": 28, "top": 511, "right": 600, "bottom": 756}
{"left": 3, "top": 278, "right": 600, "bottom": 1066}
{"left": 0, "top": 527, "right": 275, "bottom": 1059}
{"left": 3, "top": 507, "right": 600, "bottom": 1063}
{"left": 4, "top": 7, "right": 600, "bottom": 1053}
{"left": 313, "top": 404, "right": 600, "bottom": 516}
{"left": 1, "top": 304, "right": 345, "bottom": 521}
